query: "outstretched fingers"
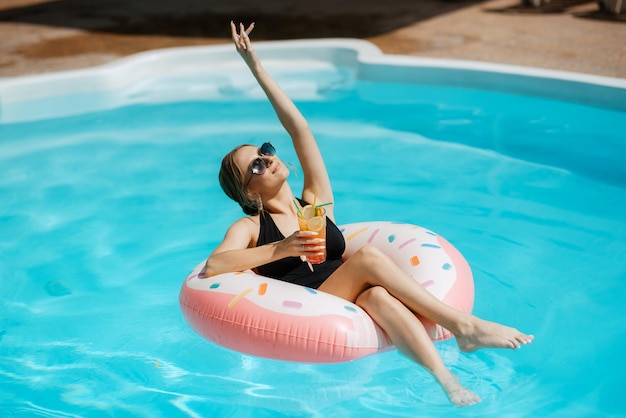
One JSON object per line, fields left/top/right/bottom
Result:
{"left": 230, "top": 20, "right": 239, "bottom": 43}
{"left": 244, "top": 22, "right": 255, "bottom": 36}
{"left": 230, "top": 21, "right": 255, "bottom": 51}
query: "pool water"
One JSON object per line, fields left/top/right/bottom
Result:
{"left": 1, "top": 44, "right": 626, "bottom": 417}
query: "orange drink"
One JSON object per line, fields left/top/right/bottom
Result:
{"left": 297, "top": 205, "right": 326, "bottom": 264}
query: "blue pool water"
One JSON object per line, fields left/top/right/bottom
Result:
{"left": 1, "top": 42, "right": 626, "bottom": 417}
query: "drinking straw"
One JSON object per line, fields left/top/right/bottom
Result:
{"left": 316, "top": 202, "right": 333, "bottom": 208}
{"left": 293, "top": 199, "right": 304, "bottom": 217}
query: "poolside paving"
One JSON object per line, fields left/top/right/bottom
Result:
{"left": 0, "top": 0, "right": 624, "bottom": 78}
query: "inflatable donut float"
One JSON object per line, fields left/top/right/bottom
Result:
{"left": 179, "top": 222, "right": 474, "bottom": 363}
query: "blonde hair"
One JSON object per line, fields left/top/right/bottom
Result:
{"left": 218, "top": 144, "right": 261, "bottom": 215}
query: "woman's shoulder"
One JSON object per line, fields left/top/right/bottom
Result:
{"left": 222, "top": 215, "right": 260, "bottom": 245}
{"left": 233, "top": 214, "right": 261, "bottom": 228}
{"left": 231, "top": 214, "right": 264, "bottom": 235}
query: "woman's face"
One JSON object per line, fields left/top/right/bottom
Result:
{"left": 235, "top": 144, "right": 289, "bottom": 193}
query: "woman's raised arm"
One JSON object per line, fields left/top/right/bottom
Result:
{"left": 231, "top": 22, "right": 333, "bottom": 214}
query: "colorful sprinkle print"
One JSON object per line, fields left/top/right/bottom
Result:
{"left": 228, "top": 288, "right": 253, "bottom": 308}
{"left": 367, "top": 229, "right": 380, "bottom": 243}
{"left": 399, "top": 238, "right": 416, "bottom": 249}
{"left": 282, "top": 300, "right": 303, "bottom": 309}
{"left": 410, "top": 256, "right": 420, "bottom": 266}
{"left": 346, "top": 227, "right": 368, "bottom": 241}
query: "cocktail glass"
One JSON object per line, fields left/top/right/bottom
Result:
{"left": 297, "top": 205, "right": 326, "bottom": 264}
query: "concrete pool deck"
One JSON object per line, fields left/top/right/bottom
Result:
{"left": 0, "top": 0, "right": 625, "bottom": 79}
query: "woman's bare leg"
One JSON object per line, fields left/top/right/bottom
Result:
{"left": 356, "top": 286, "right": 481, "bottom": 406}
{"left": 318, "top": 246, "right": 534, "bottom": 351}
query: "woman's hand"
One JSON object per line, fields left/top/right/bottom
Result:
{"left": 278, "top": 230, "right": 326, "bottom": 259}
{"left": 231, "top": 21, "right": 257, "bottom": 68}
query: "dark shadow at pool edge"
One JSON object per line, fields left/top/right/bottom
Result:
{"left": 0, "top": 0, "right": 484, "bottom": 39}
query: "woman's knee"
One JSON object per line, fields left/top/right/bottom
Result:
{"left": 351, "top": 245, "right": 390, "bottom": 270}
{"left": 355, "top": 285, "right": 391, "bottom": 308}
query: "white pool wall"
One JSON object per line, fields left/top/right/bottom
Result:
{"left": 1, "top": 39, "right": 625, "bottom": 124}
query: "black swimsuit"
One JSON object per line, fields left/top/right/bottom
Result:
{"left": 255, "top": 200, "right": 346, "bottom": 289}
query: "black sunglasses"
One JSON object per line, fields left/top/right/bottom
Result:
{"left": 244, "top": 142, "right": 276, "bottom": 187}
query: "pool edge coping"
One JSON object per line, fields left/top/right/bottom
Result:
{"left": 1, "top": 38, "right": 625, "bottom": 123}
{"left": 1, "top": 38, "right": 625, "bottom": 86}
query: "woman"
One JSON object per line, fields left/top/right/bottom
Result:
{"left": 205, "top": 22, "right": 534, "bottom": 406}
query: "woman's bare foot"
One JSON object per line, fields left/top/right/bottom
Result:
{"left": 433, "top": 368, "right": 481, "bottom": 406}
{"left": 455, "top": 316, "right": 534, "bottom": 352}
